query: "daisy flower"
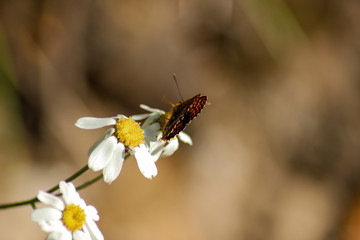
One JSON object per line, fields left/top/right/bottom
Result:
{"left": 132, "top": 104, "right": 193, "bottom": 160}
{"left": 75, "top": 115, "right": 157, "bottom": 183}
{"left": 31, "top": 181, "right": 103, "bottom": 240}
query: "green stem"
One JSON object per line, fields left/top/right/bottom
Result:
{"left": 0, "top": 164, "right": 89, "bottom": 209}
{"left": 47, "top": 164, "right": 89, "bottom": 193}
{"left": 53, "top": 173, "right": 103, "bottom": 197}
{"left": 76, "top": 174, "right": 104, "bottom": 191}
{"left": 74, "top": 153, "right": 129, "bottom": 192}
{"left": 0, "top": 197, "right": 38, "bottom": 209}
{"left": 0, "top": 154, "right": 131, "bottom": 210}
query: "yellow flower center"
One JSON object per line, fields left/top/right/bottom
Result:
{"left": 62, "top": 204, "right": 86, "bottom": 232}
{"left": 115, "top": 117, "right": 144, "bottom": 147}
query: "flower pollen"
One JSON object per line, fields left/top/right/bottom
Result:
{"left": 115, "top": 117, "right": 144, "bottom": 147}
{"left": 62, "top": 204, "right": 86, "bottom": 232}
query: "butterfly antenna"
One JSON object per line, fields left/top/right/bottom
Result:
{"left": 173, "top": 73, "right": 184, "bottom": 102}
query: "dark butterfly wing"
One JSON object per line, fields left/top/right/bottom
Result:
{"left": 162, "top": 94, "right": 207, "bottom": 141}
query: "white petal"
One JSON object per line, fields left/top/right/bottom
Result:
{"left": 150, "top": 140, "right": 166, "bottom": 152}
{"left": 75, "top": 117, "right": 116, "bottom": 129}
{"left": 143, "top": 127, "right": 159, "bottom": 142}
{"left": 103, "top": 143, "right": 125, "bottom": 184}
{"left": 161, "top": 138, "right": 179, "bottom": 157}
{"left": 142, "top": 113, "right": 161, "bottom": 129}
{"left": 139, "top": 104, "right": 164, "bottom": 113}
{"left": 47, "top": 227, "right": 72, "bottom": 240}
{"left": 37, "top": 191, "right": 64, "bottom": 211}
{"left": 59, "top": 181, "right": 81, "bottom": 205}
{"left": 88, "top": 128, "right": 115, "bottom": 156}
{"left": 131, "top": 113, "right": 151, "bottom": 121}
{"left": 80, "top": 198, "right": 90, "bottom": 209}
{"left": 73, "top": 230, "right": 91, "bottom": 240}
{"left": 81, "top": 225, "right": 91, "bottom": 239}
{"left": 38, "top": 220, "right": 63, "bottom": 233}
{"left": 59, "top": 181, "right": 75, "bottom": 203}
{"left": 88, "top": 136, "right": 117, "bottom": 171}
{"left": 150, "top": 147, "right": 163, "bottom": 163}
{"left": 149, "top": 141, "right": 166, "bottom": 162}
{"left": 85, "top": 205, "right": 99, "bottom": 221}
{"left": 150, "top": 122, "right": 161, "bottom": 132}
{"left": 84, "top": 219, "right": 104, "bottom": 240}
{"left": 38, "top": 221, "right": 54, "bottom": 232}
{"left": 178, "top": 131, "right": 193, "bottom": 145}
{"left": 134, "top": 144, "right": 158, "bottom": 179}
{"left": 116, "top": 114, "right": 127, "bottom": 119}
{"left": 31, "top": 208, "right": 62, "bottom": 222}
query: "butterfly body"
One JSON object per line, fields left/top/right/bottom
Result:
{"left": 161, "top": 94, "right": 207, "bottom": 141}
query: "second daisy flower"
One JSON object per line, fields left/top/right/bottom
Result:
{"left": 75, "top": 115, "right": 158, "bottom": 183}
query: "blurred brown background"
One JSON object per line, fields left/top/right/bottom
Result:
{"left": 1, "top": 0, "right": 360, "bottom": 239}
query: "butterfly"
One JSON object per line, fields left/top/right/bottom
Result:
{"left": 161, "top": 94, "right": 208, "bottom": 141}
